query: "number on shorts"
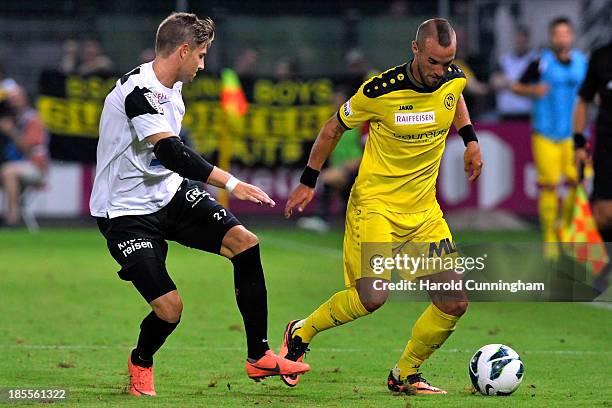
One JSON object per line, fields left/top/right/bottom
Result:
{"left": 213, "top": 209, "right": 227, "bottom": 221}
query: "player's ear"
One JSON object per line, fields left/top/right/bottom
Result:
{"left": 411, "top": 40, "right": 419, "bottom": 56}
{"left": 178, "top": 44, "right": 190, "bottom": 60}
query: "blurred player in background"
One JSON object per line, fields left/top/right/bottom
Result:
{"left": 573, "top": 41, "right": 612, "bottom": 290}
{"left": 490, "top": 25, "right": 536, "bottom": 121}
{"left": 0, "top": 85, "right": 48, "bottom": 227}
{"left": 283, "top": 18, "right": 483, "bottom": 395}
{"left": 512, "top": 17, "right": 587, "bottom": 256}
{"left": 89, "top": 12, "right": 309, "bottom": 397}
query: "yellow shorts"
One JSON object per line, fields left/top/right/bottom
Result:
{"left": 532, "top": 133, "right": 577, "bottom": 186}
{"left": 342, "top": 199, "right": 455, "bottom": 287}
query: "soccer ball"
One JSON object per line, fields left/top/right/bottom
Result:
{"left": 469, "top": 344, "right": 524, "bottom": 396}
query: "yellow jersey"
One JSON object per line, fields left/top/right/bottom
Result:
{"left": 337, "top": 61, "right": 467, "bottom": 212}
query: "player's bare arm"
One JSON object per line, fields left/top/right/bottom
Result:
{"left": 147, "top": 132, "right": 275, "bottom": 207}
{"left": 511, "top": 81, "right": 549, "bottom": 98}
{"left": 452, "top": 94, "right": 483, "bottom": 182}
{"left": 573, "top": 97, "right": 590, "bottom": 166}
{"left": 284, "top": 114, "right": 346, "bottom": 218}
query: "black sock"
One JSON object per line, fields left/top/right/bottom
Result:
{"left": 231, "top": 244, "right": 269, "bottom": 360}
{"left": 132, "top": 311, "right": 180, "bottom": 367}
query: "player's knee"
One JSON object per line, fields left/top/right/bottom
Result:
{"left": 153, "top": 293, "right": 183, "bottom": 323}
{"left": 356, "top": 278, "right": 388, "bottom": 312}
{"left": 357, "top": 289, "right": 388, "bottom": 312}
{"left": 438, "top": 300, "right": 468, "bottom": 317}
{"left": 361, "top": 297, "right": 386, "bottom": 312}
{"left": 224, "top": 226, "right": 259, "bottom": 256}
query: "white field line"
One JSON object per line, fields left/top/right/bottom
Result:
{"left": 2, "top": 344, "right": 610, "bottom": 355}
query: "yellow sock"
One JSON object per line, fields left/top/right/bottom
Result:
{"left": 539, "top": 188, "right": 559, "bottom": 242}
{"left": 395, "top": 304, "right": 460, "bottom": 379}
{"left": 293, "top": 287, "right": 370, "bottom": 343}
{"left": 561, "top": 186, "right": 576, "bottom": 228}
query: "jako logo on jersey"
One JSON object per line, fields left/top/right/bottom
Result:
{"left": 144, "top": 91, "right": 164, "bottom": 114}
{"left": 117, "top": 238, "right": 154, "bottom": 258}
{"left": 185, "top": 186, "right": 215, "bottom": 208}
{"left": 398, "top": 104, "right": 414, "bottom": 111}
{"left": 342, "top": 101, "right": 353, "bottom": 117}
{"left": 428, "top": 238, "right": 457, "bottom": 258}
{"left": 394, "top": 111, "right": 435, "bottom": 125}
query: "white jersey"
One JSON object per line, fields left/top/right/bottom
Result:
{"left": 90, "top": 62, "right": 185, "bottom": 218}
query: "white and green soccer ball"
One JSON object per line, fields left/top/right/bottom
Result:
{"left": 469, "top": 344, "right": 524, "bottom": 396}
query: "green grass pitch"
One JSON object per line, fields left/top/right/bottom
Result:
{"left": 1, "top": 227, "right": 611, "bottom": 407}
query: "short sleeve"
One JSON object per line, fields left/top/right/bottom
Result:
{"left": 124, "top": 86, "right": 173, "bottom": 141}
{"left": 579, "top": 51, "right": 600, "bottom": 102}
{"left": 518, "top": 59, "right": 541, "bottom": 84}
{"left": 337, "top": 83, "right": 381, "bottom": 130}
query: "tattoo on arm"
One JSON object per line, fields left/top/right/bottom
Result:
{"left": 331, "top": 122, "right": 345, "bottom": 140}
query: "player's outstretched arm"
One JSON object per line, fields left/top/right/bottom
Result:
{"left": 148, "top": 132, "right": 274, "bottom": 207}
{"left": 207, "top": 166, "right": 275, "bottom": 207}
{"left": 452, "top": 95, "right": 483, "bottom": 182}
{"left": 284, "top": 114, "right": 346, "bottom": 218}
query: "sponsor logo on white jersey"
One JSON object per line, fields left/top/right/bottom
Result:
{"left": 394, "top": 111, "right": 436, "bottom": 125}
{"left": 144, "top": 91, "right": 164, "bottom": 114}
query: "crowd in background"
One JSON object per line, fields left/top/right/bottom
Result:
{"left": 0, "top": 9, "right": 608, "bottom": 228}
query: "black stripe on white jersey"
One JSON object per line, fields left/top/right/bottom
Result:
{"left": 125, "top": 86, "right": 164, "bottom": 119}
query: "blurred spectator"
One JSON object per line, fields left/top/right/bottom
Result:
{"left": 139, "top": 48, "right": 156, "bottom": 64}
{"left": 453, "top": 26, "right": 489, "bottom": 98}
{"left": 233, "top": 48, "right": 259, "bottom": 78}
{"left": 345, "top": 48, "right": 370, "bottom": 79}
{"left": 77, "top": 38, "right": 114, "bottom": 76}
{"left": 452, "top": 26, "right": 489, "bottom": 118}
{"left": 273, "top": 58, "right": 299, "bottom": 81}
{"left": 297, "top": 86, "right": 363, "bottom": 233}
{"left": 0, "top": 85, "right": 48, "bottom": 227}
{"left": 490, "top": 26, "right": 536, "bottom": 120}
{"left": 512, "top": 17, "right": 587, "bottom": 255}
{"left": 59, "top": 39, "right": 80, "bottom": 74}
{"left": 386, "top": 0, "right": 409, "bottom": 17}
{"left": 344, "top": 48, "right": 376, "bottom": 94}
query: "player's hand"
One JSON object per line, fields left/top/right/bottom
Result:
{"left": 230, "top": 182, "right": 276, "bottom": 207}
{"left": 532, "top": 84, "right": 549, "bottom": 98}
{"left": 284, "top": 184, "right": 314, "bottom": 218}
{"left": 574, "top": 147, "right": 590, "bottom": 168}
{"left": 464, "top": 141, "right": 483, "bottom": 182}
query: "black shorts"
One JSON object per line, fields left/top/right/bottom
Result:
{"left": 96, "top": 179, "right": 241, "bottom": 299}
{"left": 592, "top": 134, "right": 612, "bottom": 200}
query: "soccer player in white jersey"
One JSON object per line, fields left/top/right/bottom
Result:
{"left": 89, "top": 12, "right": 309, "bottom": 397}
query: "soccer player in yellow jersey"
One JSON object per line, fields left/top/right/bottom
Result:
{"left": 280, "top": 18, "right": 483, "bottom": 395}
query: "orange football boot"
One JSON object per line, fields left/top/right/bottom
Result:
{"left": 278, "top": 320, "right": 310, "bottom": 387}
{"left": 387, "top": 371, "right": 448, "bottom": 395}
{"left": 128, "top": 353, "right": 156, "bottom": 396}
{"left": 246, "top": 350, "right": 310, "bottom": 380}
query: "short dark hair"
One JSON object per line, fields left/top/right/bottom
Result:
{"left": 549, "top": 16, "right": 572, "bottom": 32}
{"left": 416, "top": 18, "right": 455, "bottom": 50}
{"left": 155, "top": 12, "right": 215, "bottom": 57}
